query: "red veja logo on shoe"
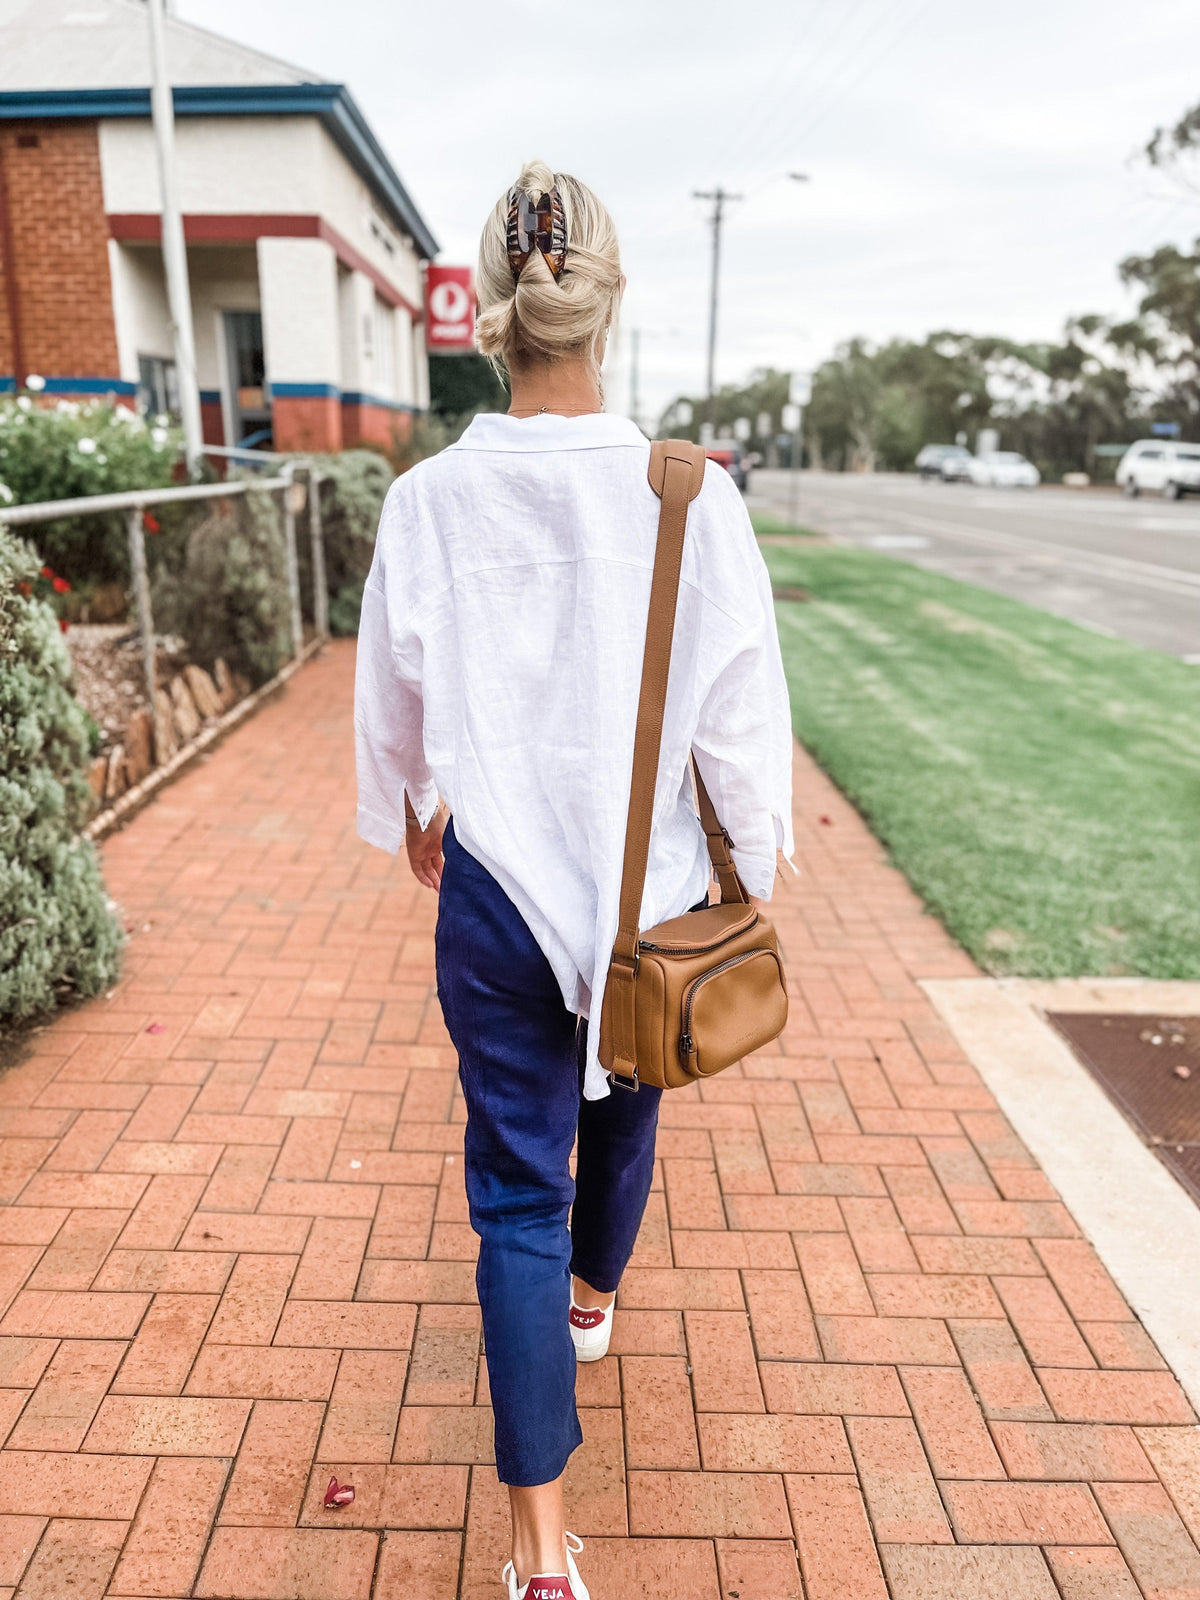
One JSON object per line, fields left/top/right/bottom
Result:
{"left": 570, "top": 1306, "right": 605, "bottom": 1329}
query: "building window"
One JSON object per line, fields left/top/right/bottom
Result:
{"left": 223, "top": 311, "right": 271, "bottom": 450}
{"left": 368, "top": 211, "right": 397, "bottom": 258}
{"left": 137, "top": 354, "right": 179, "bottom": 419}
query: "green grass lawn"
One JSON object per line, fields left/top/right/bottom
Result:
{"left": 756, "top": 531, "right": 1200, "bottom": 978}
{"left": 748, "top": 514, "right": 819, "bottom": 540}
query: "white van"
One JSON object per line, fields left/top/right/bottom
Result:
{"left": 1115, "top": 439, "right": 1200, "bottom": 499}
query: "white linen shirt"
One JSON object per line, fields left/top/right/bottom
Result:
{"left": 354, "top": 411, "right": 794, "bottom": 1099}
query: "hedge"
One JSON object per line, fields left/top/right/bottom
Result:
{"left": 0, "top": 524, "right": 122, "bottom": 1022}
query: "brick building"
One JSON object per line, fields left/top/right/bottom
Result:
{"left": 0, "top": 0, "right": 438, "bottom": 453}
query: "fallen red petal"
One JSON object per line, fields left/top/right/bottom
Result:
{"left": 324, "top": 1475, "right": 355, "bottom": 1509}
{"left": 145, "top": 1022, "right": 167, "bottom": 1035}
{"left": 818, "top": 815, "right": 833, "bottom": 826}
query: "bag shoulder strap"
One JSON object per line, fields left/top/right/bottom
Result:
{"left": 611, "top": 441, "right": 746, "bottom": 972}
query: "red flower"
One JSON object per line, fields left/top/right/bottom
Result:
{"left": 52, "top": 576, "right": 71, "bottom": 593}
{"left": 40, "top": 565, "right": 54, "bottom": 580}
{"left": 17, "top": 581, "right": 30, "bottom": 595}
{"left": 143, "top": 512, "right": 161, "bottom": 534}
{"left": 324, "top": 1476, "right": 355, "bottom": 1509}
{"left": 58, "top": 618, "right": 70, "bottom": 633}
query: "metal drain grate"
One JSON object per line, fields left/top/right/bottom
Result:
{"left": 1047, "top": 1013, "right": 1200, "bottom": 1204}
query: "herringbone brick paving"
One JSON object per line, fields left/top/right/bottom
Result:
{"left": 2, "top": 639, "right": 1198, "bottom": 1599}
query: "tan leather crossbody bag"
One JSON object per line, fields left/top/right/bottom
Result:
{"left": 598, "top": 439, "right": 789, "bottom": 1091}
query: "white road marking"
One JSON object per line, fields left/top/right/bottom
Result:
{"left": 895, "top": 509, "right": 1200, "bottom": 596}
{"left": 815, "top": 503, "right": 1200, "bottom": 600}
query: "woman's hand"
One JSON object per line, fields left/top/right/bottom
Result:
{"left": 406, "top": 807, "right": 447, "bottom": 891}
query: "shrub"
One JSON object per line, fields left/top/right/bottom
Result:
{"left": 0, "top": 525, "right": 122, "bottom": 1023}
{"left": 328, "top": 579, "right": 367, "bottom": 637}
{"left": 151, "top": 491, "right": 291, "bottom": 688}
{"left": 301, "top": 450, "right": 393, "bottom": 636}
{"left": 0, "top": 396, "right": 182, "bottom": 587}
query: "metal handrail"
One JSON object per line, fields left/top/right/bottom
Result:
{"left": 0, "top": 462, "right": 329, "bottom": 721}
{"left": 0, "top": 475, "right": 288, "bottom": 525}
{"left": 201, "top": 444, "right": 293, "bottom": 463}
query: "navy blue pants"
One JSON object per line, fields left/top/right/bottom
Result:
{"left": 435, "top": 820, "right": 663, "bottom": 1487}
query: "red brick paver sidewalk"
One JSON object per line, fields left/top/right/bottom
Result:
{"left": 2, "top": 640, "right": 1198, "bottom": 1600}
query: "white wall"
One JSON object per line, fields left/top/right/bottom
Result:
{"left": 370, "top": 299, "right": 389, "bottom": 398}
{"left": 107, "top": 241, "right": 261, "bottom": 393}
{"left": 395, "top": 309, "right": 415, "bottom": 408}
{"left": 108, "top": 241, "right": 171, "bottom": 385}
{"left": 189, "top": 247, "right": 261, "bottom": 396}
{"left": 257, "top": 235, "right": 340, "bottom": 387}
{"left": 100, "top": 115, "right": 424, "bottom": 310}
{"left": 337, "top": 266, "right": 374, "bottom": 395}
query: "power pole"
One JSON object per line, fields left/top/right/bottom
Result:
{"left": 693, "top": 187, "right": 742, "bottom": 431}
{"left": 146, "top": 0, "right": 203, "bottom": 472}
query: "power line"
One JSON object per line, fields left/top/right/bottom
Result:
{"left": 750, "top": 0, "right": 942, "bottom": 180}
{"left": 723, "top": 0, "right": 884, "bottom": 183}
{"left": 704, "top": 0, "right": 842, "bottom": 181}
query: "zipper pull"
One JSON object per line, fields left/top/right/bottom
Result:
{"left": 678, "top": 1032, "right": 693, "bottom": 1061}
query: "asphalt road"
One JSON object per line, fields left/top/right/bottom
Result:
{"left": 748, "top": 469, "right": 1200, "bottom": 659}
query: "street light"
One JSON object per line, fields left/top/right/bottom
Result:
{"left": 784, "top": 174, "right": 810, "bottom": 524}
{"left": 786, "top": 370, "right": 811, "bottom": 528}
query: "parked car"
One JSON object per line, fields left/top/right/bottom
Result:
{"left": 915, "top": 443, "right": 971, "bottom": 479}
{"left": 1115, "top": 440, "right": 1200, "bottom": 499}
{"left": 705, "top": 440, "right": 749, "bottom": 491}
{"left": 939, "top": 449, "right": 974, "bottom": 483}
{"left": 966, "top": 451, "right": 1040, "bottom": 488}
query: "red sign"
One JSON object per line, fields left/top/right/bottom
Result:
{"left": 425, "top": 265, "right": 475, "bottom": 352}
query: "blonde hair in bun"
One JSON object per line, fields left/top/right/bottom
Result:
{"left": 476, "top": 160, "right": 622, "bottom": 375}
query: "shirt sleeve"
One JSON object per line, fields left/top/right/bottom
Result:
{"left": 353, "top": 534, "right": 439, "bottom": 854}
{"left": 691, "top": 496, "right": 795, "bottom": 901}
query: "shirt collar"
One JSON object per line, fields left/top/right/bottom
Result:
{"left": 448, "top": 411, "right": 648, "bottom": 453}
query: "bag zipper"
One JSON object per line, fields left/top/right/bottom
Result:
{"left": 641, "top": 911, "right": 758, "bottom": 958}
{"left": 678, "top": 948, "right": 767, "bottom": 1061}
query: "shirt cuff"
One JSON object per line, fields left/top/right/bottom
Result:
{"left": 407, "top": 780, "right": 441, "bottom": 831}
{"left": 731, "top": 848, "right": 779, "bottom": 901}
{"left": 356, "top": 804, "right": 404, "bottom": 855}
{"left": 773, "top": 810, "right": 798, "bottom": 875}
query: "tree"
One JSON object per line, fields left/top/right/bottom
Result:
{"left": 428, "top": 353, "right": 507, "bottom": 424}
{"left": 1118, "top": 239, "right": 1200, "bottom": 424}
{"left": 1145, "top": 102, "right": 1200, "bottom": 189}
{"left": 658, "top": 369, "right": 791, "bottom": 454}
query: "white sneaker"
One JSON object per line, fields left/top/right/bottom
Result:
{"left": 569, "top": 1289, "right": 615, "bottom": 1363}
{"left": 502, "top": 1532, "right": 590, "bottom": 1600}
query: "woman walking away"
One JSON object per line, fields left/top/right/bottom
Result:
{"left": 354, "top": 161, "right": 794, "bottom": 1600}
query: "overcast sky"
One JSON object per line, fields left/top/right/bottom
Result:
{"left": 181, "top": 0, "right": 1200, "bottom": 425}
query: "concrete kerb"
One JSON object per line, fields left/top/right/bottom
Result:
{"left": 922, "top": 976, "right": 1200, "bottom": 1413}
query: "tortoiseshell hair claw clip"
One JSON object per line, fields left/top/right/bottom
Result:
{"left": 506, "top": 184, "right": 567, "bottom": 285}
